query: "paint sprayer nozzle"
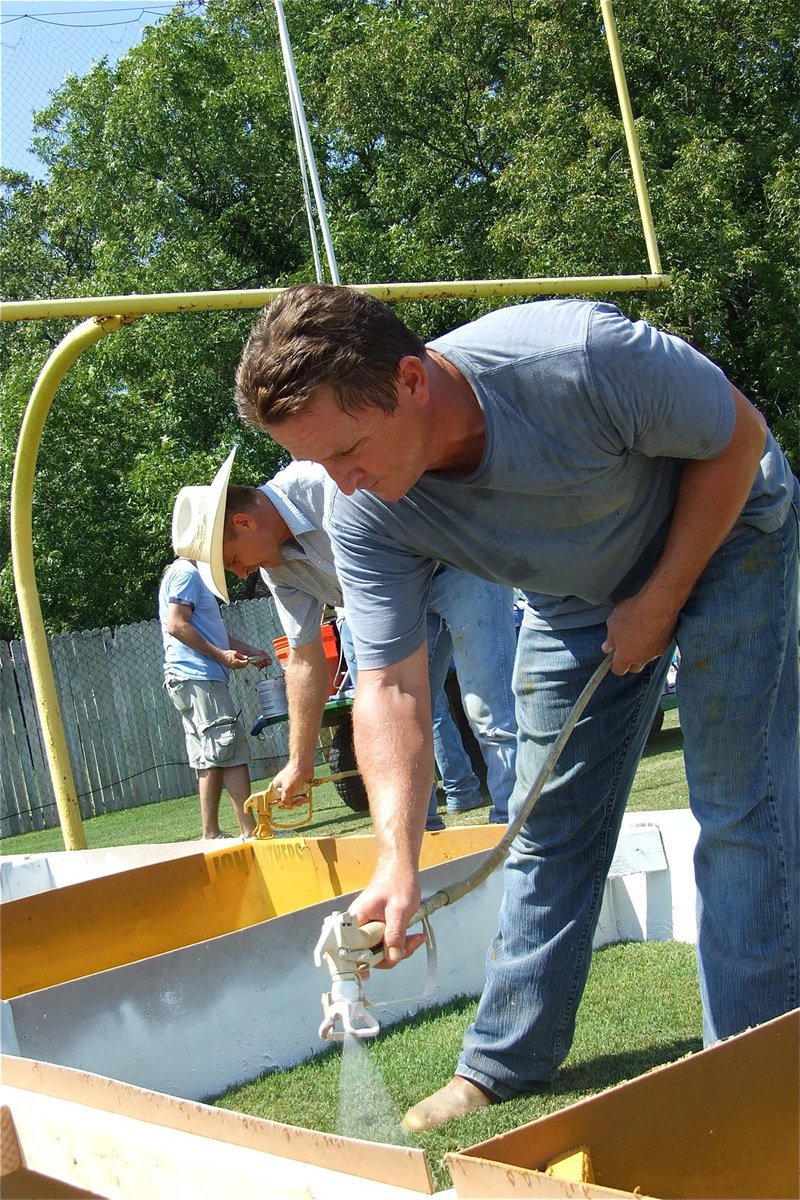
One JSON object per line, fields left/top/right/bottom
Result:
{"left": 314, "top": 912, "right": 386, "bottom": 1041}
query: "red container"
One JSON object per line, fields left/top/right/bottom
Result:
{"left": 273, "top": 621, "right": 341, "bottom": 695}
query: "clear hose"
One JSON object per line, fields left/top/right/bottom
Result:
{"left": 415, "top": 652, "right": 613, "bottom": 922}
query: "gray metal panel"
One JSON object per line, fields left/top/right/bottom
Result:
{"left": 4, "top": 849, "right": 504, "bottom": 1102}
{"left": 1, "top": 999, "right": 21, "bottom": 1055}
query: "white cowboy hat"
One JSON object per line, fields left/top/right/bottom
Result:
{"left": 171, "top": 447, "right": 236, "bottom": 603}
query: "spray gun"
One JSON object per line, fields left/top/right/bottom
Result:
{"left": 314, "top": 907, "right": 439, "bottom": 1041}
{"left": 245, "top": 769, "right": 361, "bottom": 839}
{"left": 313, "top": 911, "right": 385, "bottom": 1040}
{"left": 313, "top": 654, "right": 613, "bottom": 1042}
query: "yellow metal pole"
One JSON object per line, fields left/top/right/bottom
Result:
{"left": 10, "top": 315, "right": 136, "bottom": 849}
{"left": 0, "top": 272, "right": 670, "bottom": 325}
{"left": 3, "top": 273, "right": 670, "bottom": 853}
{"left": 601, "top": 0, "right": 663, "bottom": 276}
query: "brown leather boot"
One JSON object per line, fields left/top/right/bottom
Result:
{"left": 402, "top": 1076, "right": 498, "bottom": 1131}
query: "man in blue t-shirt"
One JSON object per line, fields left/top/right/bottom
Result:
{"left": 218, "top": 458, "right": 516, "bottom": 826}
{"left": 234, "top": 283, "right": 799, "bottom": 1129}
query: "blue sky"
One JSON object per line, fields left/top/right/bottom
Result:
{"left": 1, "top": 0, "right": 183, "bottom": 178}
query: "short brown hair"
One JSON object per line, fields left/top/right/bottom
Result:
{"left": 235, "top": 283, "right": 426, "bottom": 429}
{"left": 224, "top": 484, "right": 261, "bottom": 533}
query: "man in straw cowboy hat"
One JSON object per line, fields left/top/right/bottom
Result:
{"left": 161, "top": 451, "right": 271, "bottom": 839}
{"left": 186, "top": 449, "right": 518, "bottom": 831}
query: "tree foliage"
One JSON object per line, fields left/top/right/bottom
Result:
{"left": 2, "top": 0, "right": 797, "bottom": 638}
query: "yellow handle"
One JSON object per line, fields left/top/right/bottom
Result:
{"left": 244, "top": 780, "right": 312, "bottom": 838}
{"left": 243, "top": 769, "right": 363, "bottom": 839}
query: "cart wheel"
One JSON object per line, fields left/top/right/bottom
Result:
{"left": 328, "top": 718, "right": 370, "bottom": 812}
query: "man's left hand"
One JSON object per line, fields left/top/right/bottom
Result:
{"left": 603, "top": 590, "right": 676, "bottom": 676}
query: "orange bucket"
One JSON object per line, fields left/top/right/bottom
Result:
{"left": 273, "top": 622, "right": 341, "bottom": 694}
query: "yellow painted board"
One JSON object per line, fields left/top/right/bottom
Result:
{"left": 1, "top": 847, "right": 272, "bottom": 999}
{"left": 1, "top": 826, "right": 501, "bottom": 999}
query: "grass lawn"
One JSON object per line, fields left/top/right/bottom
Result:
{"left": 209, "top": 711, "right": 695, "bottom": 1193}
{"left": 0, "top": 710, "right": 686, "bottom": 856}
{"left": 215, "top": 938, "right": 702, "bottom": 1193}
{"left": 1, "top": 710, "right": 694, "bottom": 1191}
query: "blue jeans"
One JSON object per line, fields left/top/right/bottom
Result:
{"left": 428, "top": 569, "right": 518, "bottom": 822}
{"left": 459, "top": 499, "right": 800, "bottom": 1097}
{"left": 428, "top": 621, "right": 485, "bottom": 812}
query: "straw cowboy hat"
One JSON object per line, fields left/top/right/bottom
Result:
{"left": 171, "top": 447, "right": 236, "bottom": 603}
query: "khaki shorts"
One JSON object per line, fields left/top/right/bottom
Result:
{"left": 165, "top": 677, "right": 250, "bottom": 771}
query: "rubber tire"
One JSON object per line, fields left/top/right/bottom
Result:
{"left": 328, "top": 716, "right": 370, "bottom": 812}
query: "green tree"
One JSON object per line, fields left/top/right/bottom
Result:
{"left": 1, "top": 0, "right": 300, "bottom": 638}
{"left": 487, "top": 0, "right": 799, "bottom": 457}
{"left": 2, "top": 0, "right": 797, "bottom": 639}
{"left": 307, "top": 0, "right": 798, "bottom": 452}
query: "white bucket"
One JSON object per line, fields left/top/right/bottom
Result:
{"left": 256, "top": 677, "right": 288, "bottom": 719}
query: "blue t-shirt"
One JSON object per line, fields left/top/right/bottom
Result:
{"left": 159, "top": 559, "right": 229, "bottom": 682}
{"left": 328, "top": 299, "right": 795, "bottom": 669}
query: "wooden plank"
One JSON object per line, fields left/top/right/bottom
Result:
{"left": 447, "top": 1011, "right": 799, "bottom": 1200}
{"left": 112, "top": 619, "right": 167, "bottom": 801}
{"left": 64, "top": 627, "right": 127, "bottom": 817}
{"left": 8, "top": 640, "right": 58, "bottom": 830}
{"left": 2, "top": 1057, "right": 435, "bottom": 1196}
{"left": 94, "top": 628, "right": 128, "bottom": 812}
{"left": 109, "top": 620, "right": 165, "bottom": 806}
{"left": 48, "top": 634, "right": 94, "bottom": 820}
{"left": 61, "top": 631, "right": 111, "bottom": 818}
{"left": 105, "top": 623, "right": 144, "bottom": 807}
{"left": 89, "top": 627, "right": 128, "bottom": 814}
{"left": 6, "top": 641, "right": 50, "bottom": 829}
{"left": 0, "top": 643, "right": 38, "bottom": 836}
{"left": 73, "top": 629, "right": 123, "bottom": 815}
{"left": 135, "top": 616, "right": 177, "bottom": 798}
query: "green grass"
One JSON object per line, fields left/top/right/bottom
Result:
{"left": 626, "top": 709, "right": 688, "bottom": 811}
{"left": 2, "top": 711, "right": 694, "bottom": 1192}
{"left": 0, "top": 709, "right": 686, "bottom": 856}
{"left": 214, "top": 938, "right": 702, "bottom": 1193}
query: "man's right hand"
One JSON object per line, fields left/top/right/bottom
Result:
{"left": 346, "top": 642, "right": 434, "bottom": 966}
{"left": 272, "top": 761, "right": 313, "bottom": 808}
{"left": 349, "top": 861, "right": 427, "bottom": 968}
{"left": 219, "top": 648, "right": 251, "bottom": 670}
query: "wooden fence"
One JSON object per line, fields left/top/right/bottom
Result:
{"left": 0, "top": 598, "right": 292, "bottom": 838}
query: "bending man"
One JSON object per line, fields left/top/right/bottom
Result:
{"left": 234, "top": 284, "right": 799, "bottom": 1128}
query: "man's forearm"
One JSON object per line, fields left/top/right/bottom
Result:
{"left": 285, "top": 639, "right": 331, "bottom": 775}
{"left": 353, "top": 643, "right": 434, "bottom": 873}
{"left": 604, "top": 385, "right": 768, "bottom": 671}
{"left": 170, "top": 619, "right": 225, "bottom": 664}
{"left": 639, "top": 387, "right": 766, "bottom": 614}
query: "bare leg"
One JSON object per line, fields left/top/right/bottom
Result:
{"left": 224, "top": 763, "right": 256, "bottom": 836}
{"left": 197, "top": 768, "right": 224, "bottom": 838}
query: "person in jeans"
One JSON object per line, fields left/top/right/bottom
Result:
{"left": 341, "top": 604, "right": 510, "bottom": 817}
{"left": 430, "top": 621, "right": 487, "bottom": 814}
{"left": 233, "top": 283, "right": 799, "bottom": 1129}
{"left": 185, "top": 455, "right": 518, "bottom": 829}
